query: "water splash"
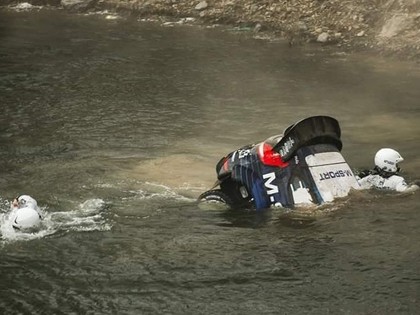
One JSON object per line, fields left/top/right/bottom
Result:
{"left": 8, "top": 2, "right": 42, "bottom": 11}
{"left": 0, "top": 197, "right": 111, "bottom": 244}
{"left": 49, "top": 198, "right": 111, "bottom": 232}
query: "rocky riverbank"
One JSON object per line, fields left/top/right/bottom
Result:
{"left": 3, "top": 0, "right": 420, "bottom": 61}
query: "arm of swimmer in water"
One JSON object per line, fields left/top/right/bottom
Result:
{"left": 396, "top": 182, "right": 419, "bottom": 193}
{"left": 406, "top": 184, "right": 419, "bottom": 193}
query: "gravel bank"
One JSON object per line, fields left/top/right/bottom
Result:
{"left": 3, "top": 0, "right": 420, "bottom": 61}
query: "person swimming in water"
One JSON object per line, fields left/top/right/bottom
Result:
{"left": 356, "top": 148, "right": 419, "bottom": 193}
{"left": 10, "top": 195, "right": 42, "bottom": 231}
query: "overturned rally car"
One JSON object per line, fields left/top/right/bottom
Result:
{"left": 198, "top": 116, "right": 360, "bottom": 210}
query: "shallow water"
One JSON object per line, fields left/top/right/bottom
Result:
{"left": 0, "top": 7, "right": 419, "bottom": 314}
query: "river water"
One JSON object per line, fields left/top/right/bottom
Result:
{"left": 0, "top": 7, "right": 419, "bottom": 315}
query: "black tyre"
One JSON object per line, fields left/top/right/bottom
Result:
{"left": 197, "top": 189, "right": 234, "bottom": 210}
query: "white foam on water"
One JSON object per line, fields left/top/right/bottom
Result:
{"left": 49, "top": 198, "right": 111, "bottom": 232}
{"left": 9, "top": 2, "right": 43, "bottom": 11}
{"left": 83, "top": 10, "right": 121, "bottom": 20}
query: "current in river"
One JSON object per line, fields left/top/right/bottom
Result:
{"left": 0, "top": 7, "right": 419, "bottom": 315}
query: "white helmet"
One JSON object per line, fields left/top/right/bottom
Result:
{"left": 12, "top": 207, "right": 42, "bottom": 231}
{"left": 16, "top": 195, "right": 38, "bottom": 209}
{"left": 374, "top": 148, "right": 404, "bottom": 173}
